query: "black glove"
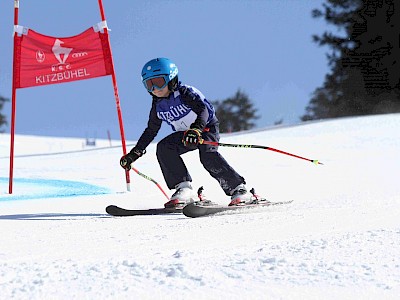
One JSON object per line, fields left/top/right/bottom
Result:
{"left": 120, "top": 147, "right": 145, "bottom": 170}
{"left": 182, "top": 127, "right": 202, "bottom": 150}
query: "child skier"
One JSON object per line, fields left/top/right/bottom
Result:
{"left": 120, "top": 58, "right": 258, "bottom": 208}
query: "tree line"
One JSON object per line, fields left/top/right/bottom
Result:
{"left": 302, "top": 0, "right": 400, "bottom": 120}
{"left": 0, "top": 96, "right": 8, "bottom": 133}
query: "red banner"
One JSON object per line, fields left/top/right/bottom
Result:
{"left": 14, "top": 26, "right": 113, "bottom": 88}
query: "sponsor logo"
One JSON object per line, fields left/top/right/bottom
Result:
{"left": 49, "top": 39, "right": 90, "bottom": 72}
{"left": 157, "top": 104, "right": 190, "bottom": 123}
{"left": 33, "top": 39, "right": 92, "bottom": 85}
{"left": 31, "top": 39, "right": 90, "bottom": 85}
{"left": 52, "top": 39, "right": 72, "bottom": 64}
{"left": 36, "top": 50, "right": 45, "bottom": 63}
{"left": 51, "top": 39, "right": 73, "bottom": 72}
{"left": 72, "top": 52, "right": 88, "bottom": 58}
{"left": 169, "top": 63, "right": 178, "bottom": 80}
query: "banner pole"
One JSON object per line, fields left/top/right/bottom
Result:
{"left": 9, "top": 0, "right": 20, "bottom": 194}
{"left": 97, "top": 0, "right": 131, "bottom": 191}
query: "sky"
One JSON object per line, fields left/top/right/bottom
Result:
{"left": 0, "top": 0, "right": 331, "bottom": 141}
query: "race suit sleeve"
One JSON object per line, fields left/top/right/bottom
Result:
{"left": 135, "top": 100, "right": 162, "bottom": 150}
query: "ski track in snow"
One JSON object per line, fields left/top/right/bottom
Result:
{"left": 1, "top": 114, "right": 400, "bottom": 299}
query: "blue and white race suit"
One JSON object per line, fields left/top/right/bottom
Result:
{"left": 134, "top": 83, "right": 245, "bottom": 195}
{"left": 136, "top": 84, "right": 217, "bottom": 150}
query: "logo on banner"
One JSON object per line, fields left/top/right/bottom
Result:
{"left": 51, "top": 39, "right": 72, "bottom": 71}
{"left": 34, "top": 38, "right": 91, "bottom": 85}
{"left": 36, "top": 50, "right": 45, "bottom": 63}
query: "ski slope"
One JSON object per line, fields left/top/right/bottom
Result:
{"left": 1, "top": 114, "right": 399, "bottom": 299}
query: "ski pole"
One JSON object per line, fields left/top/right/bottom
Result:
{"left": 201, "top": 140, "right": 323, "bottom": 165}
{"left": 130, "top": 166, "right": 170, "bottom": 200}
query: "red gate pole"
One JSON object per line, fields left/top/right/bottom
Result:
{"left": 9, "top": 0, "right": 20, "bottom": 194}
{"left": 97, "top": 0, "right": 131, "bottom": 191}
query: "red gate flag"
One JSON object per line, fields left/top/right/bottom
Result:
{"left": 9, "top": 0, "right": 131, "bottom": 194}
{"left": 14, "top": 23, "right": 113, "bottom": 88}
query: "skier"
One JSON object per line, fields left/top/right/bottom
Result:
{"left": 120, "top": 58, "right": 259, "bottom": 208}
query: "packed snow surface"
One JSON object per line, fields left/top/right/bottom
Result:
{"left": 1, "top": 114, "right": 399, "bottom": 299}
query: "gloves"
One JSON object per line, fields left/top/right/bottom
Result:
{"left": 182, "top": 127, "right": 202, "bottom": 150}
{"left": 120, "top": 147, "right": 146, "bottom": 170}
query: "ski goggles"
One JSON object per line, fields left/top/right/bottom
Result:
{"left": 143, "top": 75, "right": 169, "bottom": 92}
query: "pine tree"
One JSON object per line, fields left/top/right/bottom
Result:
{"left": 302, "top": 0, "right": 400, "bottom": 121}
{"left": 212, "top": 89, "right": 259, "bottom": 133}
{"left": 0, "top": 96, "right": 8, "bottom": 133}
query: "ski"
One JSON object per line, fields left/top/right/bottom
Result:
{"left": 106, "top": 205, "right": 182, "bottom": 217}
{"left": 182, "top": 200, "right": 294, "bottom": 218}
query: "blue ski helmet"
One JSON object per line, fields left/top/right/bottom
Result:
{"left": 141, "top": 58, "right": 179, "bottom": 92}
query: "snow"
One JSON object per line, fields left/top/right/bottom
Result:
{"left": 1, "top": 114, "right": 400, "bottom": 299}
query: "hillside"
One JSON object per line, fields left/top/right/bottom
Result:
{"left": 1, "top": 114, "right": 399, "bottom": 299}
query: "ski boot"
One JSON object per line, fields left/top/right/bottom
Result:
{"left": 229, "top": 184, "right": 268, "bottom": 206}
{"left": 164, "top": 181, "right": 197, "bottom": 209}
